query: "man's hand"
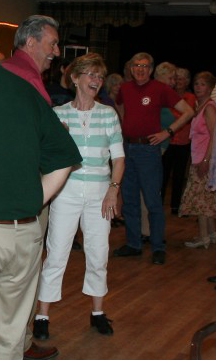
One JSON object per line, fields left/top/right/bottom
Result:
{"left": 148, "top": 130, "right": 169, "bottom": 145}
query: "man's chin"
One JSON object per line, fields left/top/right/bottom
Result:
{"left": 135, "top": 78, "right": 149, "bottom": 85}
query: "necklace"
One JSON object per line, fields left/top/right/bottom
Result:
{"left": 78, "top": 109, "right": 92, "bottom": 128}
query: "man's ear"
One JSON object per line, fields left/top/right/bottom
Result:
{"left": 26, "top": 36, "right": 36, "bottom": 49}
{"left": 149, "top": 67, "right": 154, "bottom": 76}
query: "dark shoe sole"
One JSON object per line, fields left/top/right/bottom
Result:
{"left": 113, "top": 247, "right": 142, "bottom": 257}
{"left": 90, "top": 315, "right": 113, "bottom": 335}
{"left": 152, "top": 260, "right": 165, "bottom": 265}
{"left": 113, "top": 251, "right": 142, "bottom": 257}
{"left": 33, "top": 333, "right": 49, "bottom": 340}
{"left": 152, "top": 251, "right": 166, "bottom": 265}
{"left": 24, "top": 350, "right": 58, "bottom": 360}
{"left": 91, "top": 325, "right": 113, "bottom": 335}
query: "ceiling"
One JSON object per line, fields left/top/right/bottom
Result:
{"left": 144, "top": 0, "right": 214, "bottom": 16}
{"left": 37, "top": 0, "right": 216, "bottom": 16}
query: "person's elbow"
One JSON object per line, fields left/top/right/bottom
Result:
{"left": 175, "top": 99, "right": 194, "bottom": 121}
{"left": 187, "top": 105, "right": 195, "bottom": 119}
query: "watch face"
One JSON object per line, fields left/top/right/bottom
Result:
{"left": 168, "top": 128, "right": 174, "bottom": 136}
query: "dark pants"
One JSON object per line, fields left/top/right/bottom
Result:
{"left": 122, "top": 143, "right": 165, "bottom": 252}
{"left": 161, "top": 143, "right": 191, "bottom": 210}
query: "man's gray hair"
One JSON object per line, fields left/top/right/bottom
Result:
{"left": 14, "top": 15, "right": 59, "bottom": 48}
{"left": 130, "top": 52, "right": 154, "bottom": 69}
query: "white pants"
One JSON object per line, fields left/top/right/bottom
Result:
{"left": 38, "top": 195, "right": 111, "bottom": 302}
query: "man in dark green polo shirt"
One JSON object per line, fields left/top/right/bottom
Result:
{"left": 0, "top": 66, "right": 82, "bottom": 360}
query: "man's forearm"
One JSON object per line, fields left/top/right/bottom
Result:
{"left": 42, "top": 167, "right": 72, "bottom": 205}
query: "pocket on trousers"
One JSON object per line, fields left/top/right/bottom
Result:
{"left": 0, "top": 228, "right": 16, "bottom": 272}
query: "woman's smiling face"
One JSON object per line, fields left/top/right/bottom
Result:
{"left": 72, "top": 67, "right": 104, "bottom": 99}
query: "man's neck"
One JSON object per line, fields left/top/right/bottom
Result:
{"left": 135, "top": 79, "right": 150, "bottom": 86}
{"left": 17, "top": 47, "right": 41, "bottom": 74}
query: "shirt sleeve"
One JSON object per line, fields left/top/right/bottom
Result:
{"left": 161, "top": 84, "right": 182, "bottom": 108}
{"left": 106, "top": 107, "right": 125, "bottom": 160}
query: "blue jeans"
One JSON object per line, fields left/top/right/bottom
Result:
{"left": 121, "top": 143, "right": 165, "bottom": 252}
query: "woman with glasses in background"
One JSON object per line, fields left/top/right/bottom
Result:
{"left": 33, "top": 53, "right": 125, "bottom": 338}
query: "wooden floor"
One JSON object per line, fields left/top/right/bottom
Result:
{"left": 35, "top": 194, "right": 216, "bottom": 360}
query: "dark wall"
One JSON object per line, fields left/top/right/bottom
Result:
{"left": 107, "top": 16, "right": 216, "bottom": 79}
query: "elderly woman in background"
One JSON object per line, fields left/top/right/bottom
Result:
{"left": 154, "top": 62, "right": 177, "bottom": 153}
{"left": 99, "top": 73, "right": 123, "bottom": 117}
{"left": 33, "top": 53, "right": 125, "bottom": 337}
{"left": 105, "top": 73, "right": 123, "bottom": 105}
{"left": 180, "top": 71, "right": 216, "bottom": 248}
{"left": 161, "top": 67, "right": 196, "bottom": 214}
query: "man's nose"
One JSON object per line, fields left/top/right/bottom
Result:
{"left": 53, "top": 44, "right": 60, "bottom": 56}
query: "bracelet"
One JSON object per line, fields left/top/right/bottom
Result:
{"left": 166, "top": 127, "right": 174, "bottom": 137}
{"left": 109, "top": 182, "right": 120, "bottom": 189}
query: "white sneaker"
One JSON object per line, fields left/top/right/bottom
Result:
{"left": 185, "top": 236, "right": 210, "bottom": 249}
{"left": 210, "top": 232, "right": 216, "bottom": 244}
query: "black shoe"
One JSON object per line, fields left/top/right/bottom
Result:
{"left": 90, "top": 314, "right": 113, "bottom": 335}
{"left": 207, "top": 275, "right": 216, "bottom": 283}
{"left": 113, "top": 245, "right": 142, "bottom": 257}
{"left": 171, "top": 208, "right": 179, "bottom": 215}
{"left": 72, "top": 240, "right": 82, "bottom": 250}
{"left": 141, "top": 234, "right": 150, "bottom": 244}
{"left": 152, "top": 251, "right": 166, "bottom": 265}
{"left": 33, "top": 319, "right": 49, "bottom": 340}
{"left": 111, "top": 217, "right": 125, "bottom": 227}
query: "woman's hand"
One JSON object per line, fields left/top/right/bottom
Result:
{"left": 101, "top": 187, "right": 118, "bottom": 220}
{"left": 62, "top": 121, "right": 69, "bottom": 131}
{"left": 195, "top": 160, "right": 209, "bottom": 179}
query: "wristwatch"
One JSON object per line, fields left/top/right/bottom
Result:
{"left": 166, "top": 127, "right": 174, "bottom": 137}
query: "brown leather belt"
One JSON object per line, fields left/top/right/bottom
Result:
{"left": 124, "top": 137, "right": 150, "bottom": 144}
{"left": 0, "top": 216, "right": 37, "bottom": 224}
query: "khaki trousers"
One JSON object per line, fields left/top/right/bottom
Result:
{"left": 0, "top": 220, "right": 43, "bottom": 360}
{"left": 38, "top": 205, "right": 49, "bottom": 239}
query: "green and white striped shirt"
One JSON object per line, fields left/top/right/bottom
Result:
{"left": 54, "top": 101, "right": 124, "bottom": 199}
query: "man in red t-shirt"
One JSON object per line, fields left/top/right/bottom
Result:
{"left": 114, "top": 52, "right": 194, "bottom": 265}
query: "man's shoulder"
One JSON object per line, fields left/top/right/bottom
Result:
{"left": 2, "top": 58, "right": 37, "bottom": 79}
{"left": 121, "top": 80, "right": 134, "bottom": 89}
{"left": 2, "top": 50, "right": 38, "bottom": 80}
{"left": 0, "top": 65, "right": 36, "bottom": 90}
{"left": 0, "top": 66, "right": 51, "bottom": 113}
{"left": 147, "top": 79, "right": 169, "bottom": 90}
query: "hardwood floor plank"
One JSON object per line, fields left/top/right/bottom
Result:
{"left": 35, "top": 192, "right": 216, "bottom": 360}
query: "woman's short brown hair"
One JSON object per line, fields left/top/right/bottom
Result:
{"left": 193, "top": 71, "right": 216, "bottom": 90}
{"left": 65, "top": 52, "right": 107, "bottom": 88}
